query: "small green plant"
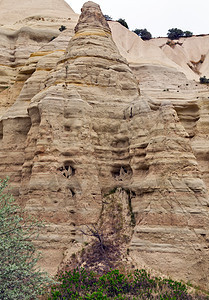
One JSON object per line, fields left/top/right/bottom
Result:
{"left": 104, "top": 15, "right": 112, "bottom": 21}
{"left": 184, "top": 30, "right": 193, "bottom": 37}
{"left": 200, "top": 76, "right": 209, "bottom": 84}
{"left": 59, "top": 25, "right": 66, "bottom": 32}
{"left": 117, "top": 18, "right": 129, "bottom": 29}
{"left": 133, "top": 28, "right": 152, "bottom": 40}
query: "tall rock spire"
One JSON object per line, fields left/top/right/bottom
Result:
{"left": 57, "top": 1, "right": 140, "bottom": 102}
{"left": 74, "top": 1, "right": 111, "bottom": 34}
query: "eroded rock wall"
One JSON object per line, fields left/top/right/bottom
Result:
{"left": 0, "top": 0, "right": 208, "bottom": 288}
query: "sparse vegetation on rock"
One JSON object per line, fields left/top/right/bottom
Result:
{"left": 104, "top": 15, "right": 112, "bottom": 21}
{"left": 59, "top": 25, "right": 66, "bottom": 32}
{"left": 167, "top": 28, "right": 184, "bottom": 39}
{"left": 117, "top": 18, "right": 129, "bottom": 29}
{"left": 133, "top": 28, "right": 152, "bottom": 40}
{"left": 80, "top": 224, "right": 106, "bottom": 253}
{"left": 200, "top": 76, "right": 209, "bottom": 84}
{"left": 167, "top": 28, "right": 193, "bottom": 39}
{"left": 184, "top": 30, "right": 193, "bottom": 37}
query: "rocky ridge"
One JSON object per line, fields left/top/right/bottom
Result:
{"left": 0, "top": 0, "right": 209, "bottom": 289}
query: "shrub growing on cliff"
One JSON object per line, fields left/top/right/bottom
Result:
{"left": 184, "top": 30, "right": 193, "bottom": 37}
{"left": 133, "top": 28, "right": 152, "bottom": 40}
{"left": 0, "top": 178, "right": 51, "bottom": 299}
{"left": 59, "top": 25, "right": 66, "bottom": 32}
{"left": 167, "top": 28, "right": 193, "bottom": 39}
{"left": 167, "top": 28, "right": 184, "bottom": 39}
{"left": 200, "top": 76, "right": 209, "bottom": 84}
{"left": 117, "top": 18, "right": 129, "bottom": 29}
{"left": 104, "top": 15, "right": 112, "bottom": 21}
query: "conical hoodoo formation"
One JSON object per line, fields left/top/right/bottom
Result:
{"left": 0, "top": 1, "right": 208, "bottom": 288}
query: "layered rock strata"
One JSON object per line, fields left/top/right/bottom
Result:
{"left": 0, "top": 1, "right": 208, "bottom": 288}
{"left": 0, "top": 0, "right": 78, "bottom": 93}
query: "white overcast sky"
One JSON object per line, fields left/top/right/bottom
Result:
{"left": 66, "top": 0, "right": 209, "bottom": 37}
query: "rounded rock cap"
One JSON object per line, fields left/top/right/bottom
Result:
{"left": 75, "top": 1, "right": 111, "bottom": 34}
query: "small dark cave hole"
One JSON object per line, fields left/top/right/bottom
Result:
{"left": 0, "top": 121, "right": 3, "bottom": 140}
{"left": 111, "top": 166, "right": 133, "bottom": 180}
{"left": 71, "top": 166, "right": 76, "bottom": 175}
{"left": 59, "top": 164, "right": 76, "bottom": 178}
{"left": 70, "top": 188, "right": 76, "bottom": 197}
{"left": 131, "top": 191, "right": 136, "bottom": 197}
{"left": 64, "top": 163, "right": 76, "bottom": 175}
{"left": 64, "top": 125, "right": 71, "bottom": 131}
{"left": 112, "top": 168, "right": 120, "bottom": 178}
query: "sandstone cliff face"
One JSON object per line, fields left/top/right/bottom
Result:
{"left": 0, "top": 0, "right": 78, "bottom": 95}
{"left": 0, "top": 0, "right": 209, "bottom": 288}
{"left": 148, "top": 35, "right": 209, "bottom": 79}
{"left": 110, "top": 23, "right": 209, "bottom": 81}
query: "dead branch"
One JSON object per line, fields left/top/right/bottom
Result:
{"left": 80, "top": 224, "right": 105, "bottom": 252}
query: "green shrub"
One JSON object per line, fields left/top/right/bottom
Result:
{"left": 200, "top": 76, "right": 209, "bottom": 84}
{"left": 59, "top": 25, "right": 66, "bottom": 32}
{"left": 0, "top": 178, "right": 51, "bottom": 299}
{"left": 117, "top": 18, "right": 129, "bottom": 29}
{"left": 48, "top": 267, "right": 206, "bottom": 299}
{"left": 104, "top": 15, "right": 112, "bottom": 21}
{"left": 133, "top": 28, "right": 152, "bottom": 40}
{"left": 184, "top": 30, "right": 193, "bottom": 37}
{"left": 167, "top": 28, "right": 184, "bottom": 39}
{"left": 167, "top": 28, "right": 193, "bottom": 39}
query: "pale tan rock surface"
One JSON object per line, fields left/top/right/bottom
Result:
{"left": 0, "top": 0, "right": 209, "bottom": 289}
{"left": 147, "top": 35, "right": 209, "bottom": 80}
{"left": 0, "top": 0, "right": 78, "bottom": 93}
{"left": 110, "top": 22, "right": 209, "bottom": 81}
{"left": 0, "top": 0, "right": 76, "bottom": 25}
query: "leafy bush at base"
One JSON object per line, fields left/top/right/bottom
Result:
{"left": 48, "top": 268, "right": 207, "bottom": 299}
